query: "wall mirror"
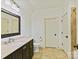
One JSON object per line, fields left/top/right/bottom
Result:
{"left": 1, "top": 8, "right": 21, "bottom": 38}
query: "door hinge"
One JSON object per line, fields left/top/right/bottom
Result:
{"left": 62, "top": 43, "right": 63, "bottom": 46}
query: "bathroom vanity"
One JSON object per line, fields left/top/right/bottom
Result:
{"left": 1, "top": 38, "right": 34, "bottom": 59}
{"left": 1, "top": 9, "right": 34, "bottom": 59}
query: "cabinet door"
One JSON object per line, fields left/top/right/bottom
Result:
{"left": 29, "top": 40, "right": 34, "bottom": 59}
{"left": 22, "top": 44, "right": 30, "bottom": 59}
{"left": 12, "top": 48, "right": 22, "bottom": 59}
{"left": 4, "top": 54, "right": 12, "bottom": 59}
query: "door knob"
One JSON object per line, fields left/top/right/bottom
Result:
{"left": 54, "top": 34, "right": 56, "bottom": 36}
{"left": 65, "top": 36, "right": 68, "bottom": 38}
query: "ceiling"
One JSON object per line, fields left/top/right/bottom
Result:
{"left": 14, "top": 0, "right": 70, "bottom": 10}
{"left": 30, "top": 0, "right": 69, "bottom": 9}
{"left": 14, "top": 0, "right": 78, "bottom": 10}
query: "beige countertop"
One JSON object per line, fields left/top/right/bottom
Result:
{"left": 1, "top": 37, "right": 32, "bottom": 59}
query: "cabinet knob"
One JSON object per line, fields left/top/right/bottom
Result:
{"left": 65, "top": 36, "right": 68, "bottom": 38}
{"left": 23, "top": 46, "right": 26, "bottom": 49}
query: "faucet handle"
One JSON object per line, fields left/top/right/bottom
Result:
{"left": 4, "top": 41, "right": 8, "bottom": 44}
{"left": 8, "top": 38, "right": 11, "bottom": 43}
{"left": 12, "top": 38, "right": 15, "bottom": 42}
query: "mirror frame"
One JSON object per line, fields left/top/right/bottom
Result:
{"left": 1, "top": 8, "right": 21, "bottom": 38}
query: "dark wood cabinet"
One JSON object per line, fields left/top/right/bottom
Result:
{"left": 12, "top": 48, "right": 22, "bottom": 59}
{"left": 4, "top": 54, "right": 12, "bottom": 59}
{"left": 22, "top": 39, "right": 34, "bottom": 59}
{"left": 4, "top": 39, "right": 34, "bottom": 59}
{"left": 29, "top": 40, "right": 34, "bottom": 59}
{"left": 22, "top": 43, "right": 30, "bottom": 59}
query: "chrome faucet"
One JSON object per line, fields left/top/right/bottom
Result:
{"left": 8, "top": 38, "right": 15, "bottom": 43}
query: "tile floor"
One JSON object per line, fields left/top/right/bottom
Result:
{"left": 32, "top": 48, "right": 68, "bottom": 59}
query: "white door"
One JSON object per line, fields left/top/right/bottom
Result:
{"left": 45, "top": 19, "right": 60, "bottom": 48}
